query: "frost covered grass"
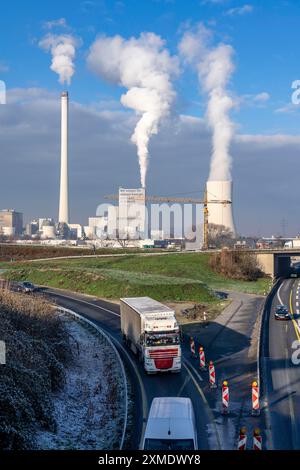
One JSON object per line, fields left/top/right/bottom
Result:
{"left": 0, "top": 290, "right": 72, "bottom": 450}
{"left": 35, "top": 316, "right": 125, "bottom": 450}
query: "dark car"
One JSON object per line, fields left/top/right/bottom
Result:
{"left": 290, "top": 266, "right": 300, "bottom": 278}
{"left": 274, "top": 305, "right": 290, "bottom": 320}
{"left": 17, "top": 281, "right": 35, "bottom": 293}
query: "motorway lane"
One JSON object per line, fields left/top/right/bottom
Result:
{"left": 265, "top": 278, "right": 300, "bottom": 449}
{"left": 41, "top": 287, "right": 221, "bottom": 450}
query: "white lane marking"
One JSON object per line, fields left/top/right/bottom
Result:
{"left": 285, "top": 348, "right": 298, "bottom": 448}
{"left": 297, "top": 302, "right": 299, "bottom": 307}
{"left": 177, "top": 374, "right": 191, "bottom": 397}
{"left": 49, "top": 291, "right": 121, "bottom": 317}
{"left": 183, "top": 360, "right": 221, "bottom": 450}
{"left": 184, "top": 357, "right": 203, "bottom": 381}
{"left": 277, "top": 282, "right": 285, "bottom": 305}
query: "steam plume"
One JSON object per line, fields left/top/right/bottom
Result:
{"left": 87, "top": 33, "right": 178, "bottom": 187}
{"left": 179, "top": 25, "right": 235, "bottom": 181}
{"left": 39, "top": 34, "right": 79, "bottom": 85}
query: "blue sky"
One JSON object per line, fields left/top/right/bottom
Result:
{"left": 1, "top": 0, "right": 300, "bottom": 235}
{"left": 1, "top": 0, "right": 300, "bottom": 133}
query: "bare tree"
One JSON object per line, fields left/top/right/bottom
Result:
{"left": 208, "top": 223, "right": 236, "bottom": 248}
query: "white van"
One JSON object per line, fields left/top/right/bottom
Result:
{"left": 142, "top": 397, "right": 198, "bottom": 450}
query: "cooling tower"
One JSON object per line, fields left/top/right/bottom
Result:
{"left": 58, "top": 91, "right": 69, "bottom": 224}
{"left": 206, "top": 180, "right": 236, "bottom": 235}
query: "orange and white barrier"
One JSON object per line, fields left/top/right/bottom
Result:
{"left": 253, "top": 428, "right": 262, "bottom": 450}
{"left": 199, "top": 346, "right": 206, "bottom": 370}
{"left": 222, "top": 380, "right": 229, "bottom": 414}
{"left": 209, "top": 360, "right": 217, "bottom": 388}
{"left": 190, "top": 337, "right": 196, "bottom": 357}
{"left": 251, "top": 381, "right": 260, "bottom": 416}
{"left": 237, "top": 427, "right": 247, "bottom": 450}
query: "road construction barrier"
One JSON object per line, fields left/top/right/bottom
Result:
{"left": 253, "top": 428, "right": 262, "bottom": 450}
{"left": 199, "top": 346, "right": 206, "bottom": 370}
{"left": 222, "top": 380, "right": 229, "bottom": 414}
{"left": 251, "top": 381, "right": 260, "bottom": 416}
{"left": 209, "top": 360, "right": 217, "bottom": 388}
{"left": 190, "top": 337, "right": 196, "bottom": 357}
{"left": 237, "top": 427, "right": 247, "bottom": 450}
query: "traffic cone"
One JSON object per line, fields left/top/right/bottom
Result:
{"left": 222, "top": 380, "right": 229, "bottom": 415}
{"left": 253, "top": 428, "right": 262, "bottom": 450}
{"left": 209, "top": 360, "right": 217, "bottom": 388}
{"left": 237, "top": 427, "right": 247, "bottom": 450}
{"left": 199, "top": 346, "right": 207, "bottom": 371}
{"left": 251, "top": 381, "right": 260, "bottom": 416}
{"left": 190, "top": 337, "right": 196, "bottom": 358}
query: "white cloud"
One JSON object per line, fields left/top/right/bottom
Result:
{"left": 275, "top": 102, "right": 300, "bottom": 114}
{"left": 239, "top": 91, "right": 270, "bottom": 108}
{"left": 235, "top": 133, "right": 300, "bottom": 146}
{"left": 43, "top": 18, "right": 68, "bottom": 30}
{"left": 1, "top": 87, "right": 300, "bottom": 234}
{"left": 253, "top": 92, "right": 270, "bottom": 102}
{"left": 226, "top": 4, "right": 253, "bottom": 16}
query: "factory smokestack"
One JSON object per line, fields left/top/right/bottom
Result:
{"left": 58, "top": 91, "right": 69, "bottom": 224}
{"left": 206, "top": 180, "right": 236, "bottom": 235}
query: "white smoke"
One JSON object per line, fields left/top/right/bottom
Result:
{"left": 179, "top": 24, "right": 235, "bottom": 181}
{"left": 39, "top": 34, "right": 79, "bottom": 85}
{"left": 87, "top": 33, "right": 178, "bottom": 187}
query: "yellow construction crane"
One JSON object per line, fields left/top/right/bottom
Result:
{"left": 104, "top": 191, "right": 231, "bottom": 250}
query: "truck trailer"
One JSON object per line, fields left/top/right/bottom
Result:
{"left": 120, "top": 297, "right": 181, "bottom": 374}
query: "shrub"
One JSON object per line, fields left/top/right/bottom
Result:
{"left": 209, "top": 249, "right": 264, "bottom": 281}
{"left": 0, "top": 290, "right": 72, "bottom": 449}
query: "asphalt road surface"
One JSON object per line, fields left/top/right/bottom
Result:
{"left": 263, "top": 277, "right": 300, "bottom": 449}
{"left": 0, "top": 279, "right": 264, "bottom": 450}
{"left": 40, "top": 287, "right": 221, "bottom": 450}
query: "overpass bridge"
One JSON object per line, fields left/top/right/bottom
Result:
{"left": 249, "top": 249, "right": 300, "bottom": 278}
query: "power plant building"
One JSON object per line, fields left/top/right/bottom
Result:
{"left": 118, "top": 188, "right": 146, "bottom": 239}
{"left": 0, "top": 209, "right": 23, "bottom": 236}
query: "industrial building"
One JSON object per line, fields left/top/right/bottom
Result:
{"left": 118, "top": 188, "right": 146, "bottom": 239}
{"left": 0, "top": 209, "right": 23, "bottom": 236}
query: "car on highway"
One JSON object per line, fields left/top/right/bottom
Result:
{"left": 274, "top": 305, "right": 290, "bottom": 320}
{"left": 142, "top": 397, "right": 198, "bottom": 450}
{"left": 17, "top": 281, "right": 36, "bottom": 293}
{"left": 290, "top": 266, "right": 300, "bottom": 278}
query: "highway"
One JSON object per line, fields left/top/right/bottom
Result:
{"left": 263, "top": 277, "right": 300, "bottom": 449}
{"left": 40, "top": 287, "right": 222, "bottom": 450}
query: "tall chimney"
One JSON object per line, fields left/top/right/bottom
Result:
{"left": 58, "top": 91, "right": 69, "bottom": 224}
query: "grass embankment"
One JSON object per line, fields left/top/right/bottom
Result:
{"left": 2, "top": 253, "right": 270, "bottom": 306}
{"left": 0, "top": 290, "right": 71, "bottom": 449}
{"left": 0, "top": 243, "right": 158, "bottom": 262}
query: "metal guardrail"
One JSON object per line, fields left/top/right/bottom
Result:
{"left": 56, "top": 306, "right": 128, "bottom": 450}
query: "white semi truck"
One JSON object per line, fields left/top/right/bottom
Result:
{"left": 120, "top": 297, "right": 181, "bottom": 373}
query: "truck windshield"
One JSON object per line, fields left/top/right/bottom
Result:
{"left": 145, "top": 333, "right": 180, "bottom": 346}
{"left": 144, "top": 438, "right": 195, "bottom": 450}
